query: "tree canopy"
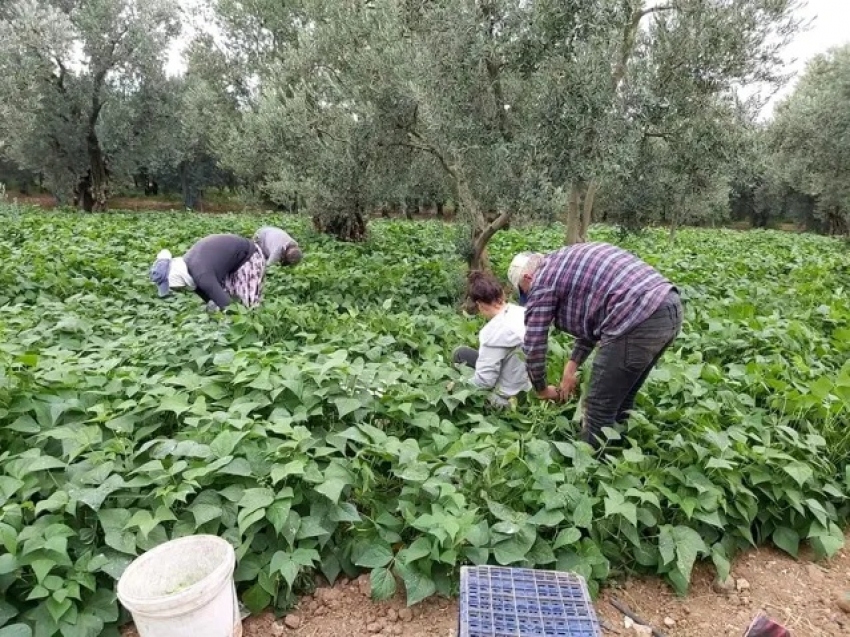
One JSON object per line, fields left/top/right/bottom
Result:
{"left": 1, "top": 0, "right": 846, "bottom": 248}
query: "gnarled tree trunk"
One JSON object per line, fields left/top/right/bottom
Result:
{"left": 74, "top": 172, "right": 94, "bottom": 212}
{"left": 582, "top": 180, "right": 599, "bottom": 238}
{"left": 565, "top": 179, "right": 599, "bottom": 244}
{"left": 452, "top": 163, "right": 512, "bottom": 270}
{"left": 312, "top": 197, "right": 369, "bottom": 242}
{"left": 469, "top": 210, "right": 511, "bottom": 271}
{"left": 565, "top": 182, "right": 583, "bottom": 244}
{"left": 87, "top": 129, "right": 108, "bottom": 211}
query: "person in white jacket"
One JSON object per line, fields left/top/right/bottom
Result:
{"left": 453, "top": 271, "right": 532, "bottom": 406}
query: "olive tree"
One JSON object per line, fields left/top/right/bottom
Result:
{"left": 767, "top": 44, "right": 850, "bottom": 236}
{"left": 0, "top": 0, "right": 180, "bottom": 209}
{"left": 525, "top": 0, "right": 803, "bottom": 243}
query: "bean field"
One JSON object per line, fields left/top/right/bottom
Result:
{"left": 1, "top": 209, "right": 849, "bottom": 637}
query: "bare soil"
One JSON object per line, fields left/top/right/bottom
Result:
{"left": 6, "top": 194, "right": 456, "bottom": 219}
{"left": 9, "top": 194, "right": 239, "bottom": 213}
{"left": 120, "top": 533, "right": 850, "bottom": 637}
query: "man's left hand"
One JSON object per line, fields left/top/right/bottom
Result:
{"left": 537, "top": 385, "right": 564, "bottom": 403}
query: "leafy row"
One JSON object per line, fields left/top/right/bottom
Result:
{"left": 0, "top": 208, "right": 848, "bottom": 637}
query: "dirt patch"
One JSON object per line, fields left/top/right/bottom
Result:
{"left": 120, "top": 534, "right": 850, "bottom": 636}
{"left": 250, "top": 577, "right": 457, "bottom": 637}
{"left": 595, "top": 537, "right": 850, "bottom": 636}
{"left": 597, "top": 538, "right": 850, "bottom": 637}
{"left": 7, "top": 194, "right": 242, "bottom": 213}
{"left": 6, "top": 194, "right": 457, "bottom": 219}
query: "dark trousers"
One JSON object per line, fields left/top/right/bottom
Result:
{"left": 582, "top": 291, "right": 683, "bottom": 449}
{"left": 453, "top": 346, "right": 478, "bottom": 368}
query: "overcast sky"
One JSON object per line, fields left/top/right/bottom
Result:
{"left": 763, "top": 0, "right": 850, "bottom": 114}
{"left": 166, "top": 0, "right": 850, "bottom": 119}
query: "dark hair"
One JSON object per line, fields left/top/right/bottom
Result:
{"left": 467, "top": 271, "right": 504, "bottom": 305}
{"left": 284, "top": 245, "right": 303, "bottom": 265}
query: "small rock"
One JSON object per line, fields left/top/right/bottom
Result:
{"left": 624, "top": 617, "right": 635, "bottom": 629}
{"left": 271, "top": 622, "right": 285, "bottom": 637}
{"left": 284, "top": 614, "right": 301, "bottom": 630}
{"left": 838, "top": 592, "right": 850, "bottom": 615}
{"left": 683, "top": 607, "right": 692, "bottom": 615}
{"left": 358, "top": 574, "right": 371, "bottom": 597}
{"left": 398, "top": 608, "right": 413, "bottom": 622}
{"left": 807, "top": 564, "right": 825, "bottom": 582}
{"left": 367, "top": 622, "right": 382, "bottom": 633}
{"left": 323, "top": 588, "right": 340, "bottom": 602}
{"left": 740, "top": 596, "right": 751, "bottom": 606}
{"left": 599, "top": 618, "right": 617, "bottom": 632}
{"left": 633, "top": 625, "right": 652, "bottom": 636}
{"left": 663, "top": 617, "right": 676, "bottom": 627}
{"left": 386, "top": 609, "right": 398, "bottom": 623}
{"left": 736, "top": 578, "right": 751, "bottom": 592}
{"left": 712, "top": 577, "right": 736, "bottom": 595}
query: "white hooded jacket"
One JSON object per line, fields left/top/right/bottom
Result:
{"left": 473, "top": 304, "right": 532, "bottom": 399}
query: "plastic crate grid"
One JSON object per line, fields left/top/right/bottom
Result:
{"left": 459, "top": 566, "right": 603, "bottom": 637}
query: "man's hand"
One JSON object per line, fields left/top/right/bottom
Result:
{"left": 537, "top": 385, "right": 564, "bottom": 403}
{"left": 561, "top": 360, "right": 579, "bottom": 398}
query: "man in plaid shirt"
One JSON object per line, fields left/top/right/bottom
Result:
{"left": 507, "top": 243, "right": 682, "bottom": 449}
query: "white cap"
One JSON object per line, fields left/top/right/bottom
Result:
{"left": 508, "top": 252, "right": 534, "bottom": 290}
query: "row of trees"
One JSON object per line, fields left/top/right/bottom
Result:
{"left": 0, "top": 0, "right": 847, "bottom": 265}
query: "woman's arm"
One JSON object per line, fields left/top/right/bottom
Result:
{"left": 193, "top": 272, "right": 231, "bottom": 309}
{"left": 472, "top": 344, "right": 506, "bottom": 389}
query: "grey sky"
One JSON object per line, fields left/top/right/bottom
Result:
{"left": 764, "top": 0, "right": 850, "bottom": 114}
{"left": 166, "top": 0, "right": 850, "bottom": 118}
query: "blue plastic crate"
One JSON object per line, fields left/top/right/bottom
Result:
{"left": 459, "top": 566, "right": 603, "bottom": 637}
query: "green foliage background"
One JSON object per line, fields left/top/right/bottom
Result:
{"left": 0, "top": 207, "right": 849, "bottom": 636}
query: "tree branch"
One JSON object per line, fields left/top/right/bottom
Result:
{"left": 473, "top": 208, "right": 512, "bottom": 256}
{"left": 480, "top": 0, "right": 512, "bottom": 143}
{"left": 640, "top": 4, "right": 675, "bottom": 19}
{"left": 313, "top": 126, "right": 348, "bottom": 145}
{"left": 611, "top": 2, "right": 677, "bottom": 91}
{"left": 406, "top": 131, "right": 457, "bottom": 182}
{"left": 53, "top": 55, "right": 67, "bottom": 94}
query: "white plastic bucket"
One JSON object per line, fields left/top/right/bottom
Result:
{"left": 117, "top": 535, "right": 242, "bottom": 637}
